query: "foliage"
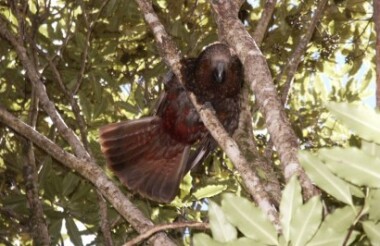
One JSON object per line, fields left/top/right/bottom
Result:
{"left": 0, "top": 0, "right": 376, "bottom": 245}
{"left": 197, "top": 104, "right": 380, "bottom": 245}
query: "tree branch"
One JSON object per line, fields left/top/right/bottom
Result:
{"left": 278, "top": 0, "right": 328, "bottom": 105}
{"left": 97, "top": 191, "right": 113, "bottom": 246}
{"left": 252, "top": 0, "right": 277, "bottom": 45}
{"left": 209, "top": 0, "right": 319, "bottom": 200}
{"left": 233, "top": 0, "right": 282, "bottom": 205}
{"left": 0, "top": 106, "right": 175, "bottom": 246}
{"left": 124, "top": 222, "right": 209, "bottom": 246}
{"left": 135, "top": 0, "right": 281, "bottom": 231}
{"left": 0, "top": 17, "right": 89, "bottom": 160}
{"left": 22, "top": 88, "right": 51, "bottom": 245}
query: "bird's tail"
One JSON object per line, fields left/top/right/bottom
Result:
{"left": 99, "top": 116, "right": 190, "bottom": 203}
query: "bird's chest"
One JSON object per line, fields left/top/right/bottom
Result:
{"left": 160, "top": 88, "right": 240, "bottom": 144}
{"left": 161, "top": 89, "right": 206, "bottom": 144}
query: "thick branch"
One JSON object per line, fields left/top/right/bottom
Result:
{"left": 135, "top": 0, "right": 280, "bottom": 231}
{"left": 234, "top": 0, "right": 281, "bottom": 205}
{"left": 210, "top": 0, "right": 319, "bottom": 199}
{"left": 0, "top": 106, "right": 175, "bottom": 246}
{"left": 234, "top": 86, "right": 281, "bottom": 205}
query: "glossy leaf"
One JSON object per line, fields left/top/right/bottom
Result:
{"left": 222, "top": 194, "right": 278, "bottom": 245}
{"left": 299, "top": 151, "right": 353, "bottom": 205}
{"left": 307, "top": 206, "right": 356, "bottom": 246}
{"left": 280, "top": 175, "right": 302, "bottom": 243}
{"left": 367, "top": 189, "right": 380, "bottom": 221}
{"left": 319, "top": 147, "right": 380, "bottom": 188}
{"left": 193, "top": 184, "right": 227, "bottom": 200}
{"left": 326, "top": 102, "right": 380, "bottom": 143}
{"left": 362, "top": 221, "right": 380, "bottom": 244}
{"left": 209, "top": 201, "right": 237, "bottom": 242}
{"left": 290, "top": 196, "right": 322, "bottom": 246}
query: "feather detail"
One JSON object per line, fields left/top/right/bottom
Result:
{"left": 100, "top": 117, "right": 190, "bottom": 202}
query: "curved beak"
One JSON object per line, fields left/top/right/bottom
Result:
{"left": 215, "top": 62, "right": 225, "bottom": 83}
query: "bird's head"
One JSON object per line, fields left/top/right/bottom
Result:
{"left": 189, "top": 43, "right": 243, "bottom": 101}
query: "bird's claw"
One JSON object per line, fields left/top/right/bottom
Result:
{"left": 201, "top": 102, "right": 216, "bottom": 114}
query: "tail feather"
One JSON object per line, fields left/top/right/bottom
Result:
{"left": 99, "top": 116, "right": 190, "bottom": 202}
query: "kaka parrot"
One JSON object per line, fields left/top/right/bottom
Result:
{"left": 99, "top": 43, "right": 243, "bottom": 203}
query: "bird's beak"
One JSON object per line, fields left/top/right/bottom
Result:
{"left": 215, "top": 62, "right": 225, "bottom": 83}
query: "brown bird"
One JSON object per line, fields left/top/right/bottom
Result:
{"left": 99, "top": 43, "right": 243, "bottom": 203}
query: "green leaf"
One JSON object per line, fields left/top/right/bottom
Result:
{"left": 361, "top": 141, "right": 380, "bottom": 157}
{"left": 362, "top": 221, "right": 380, "bottom": 244}
{"left": 49, "top": 219, "right": 63, "bottom": 245}
{"left": 319, "top": 147, "right": 380, "bottom": 188}
{"left": 307, "top": 205, "right": 356, "bottom": 246}
{"left": 209, "top": 201, "right": 237, "bottom": 242}
{"left": 193, "top": 234, "right": 263, "bottom": 246}
{"left": 322, "top": 206, "right": 357, "bottom": 232}
{"left": 280, "top": 175, "right": 302, "bottom": 243}
{"left": 348, "top": 183, "right": 365, "bottom": 198}
{"left": 193, "top": 184, "right": 227, "bottom": 200}
{"left": 307, "top": 229, "right": 346, "bottom": 246}
{"left": 299, "top": 151, "right": 353, "bottom": 205}
{"left": 227, "top": 238, "right": 265, "bottom": 246}
{"left": 193, "top": 233, "right": 226, "bottom": 246}
{"left": 367, "top": 189, "right": 380, "bottom": 221}
{"left": 62, "top": 172, "right": 80, "bottom": 196}
{"left": 222, "top": 194, "right": 278, "bottom": 245}
{"left": 66, "top": 218, "right": 83, "bottom": 246}
{"left": 75, "top": 32, "right": 86, "bottom": 49}
{"left": 70, "top": 183, "right": 92, "bottom": 202}
{"left": 290, "top": 196, "right": 322, "bottom": 246}
{"left": 326, "top": 102, "right": 380, "bottom": 143}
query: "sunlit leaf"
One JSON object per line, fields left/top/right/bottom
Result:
{"left": 290, "top": 196, "right": 322, "bottom": 246}
{"left": 326, "top": 102, "right": 380, "bottom": 143}
{"left": 367, "top": 189, "right": 380, "bottom": 221}
{"left": 280, "top": 175, "right": 302, "bottom": 243}
{"left": 299, "top": 151, "right": 353, "bottom": 205}
{"left": 308, "top": 206, "right": 356, "bottom": 246}
{"left": 193, "top": 184, "right": 227, "bottom": 200}
{"left": 193, "top": 233, "right": 224, "bottom": 246}
{"left": 319, "top": 147, "right": 380, "bottom": 188}
{"left": 222, "top": 194, "right": 278, "bottom": 245}
{"left": 209, "top": 201, "right": 237, "bottom": 242}
{"left": 362, "top": 221, "right": 380, "bottom": 244}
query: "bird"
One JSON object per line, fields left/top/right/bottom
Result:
{"left": 99, "top": 43, "right": 243, "bottom": 203}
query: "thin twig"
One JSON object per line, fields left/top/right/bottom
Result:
{"left": 278, "top": 0, "right": 328, "bottom": 105}
{"left": 97, "top": 191, "right": 114, "bottom": 246}
{"left": 0, "top": 16, "right": 89, "bottom": 159}
{"left": 23, "top": 88, "right": 51, "bottom": 245}
{"left": 124, "top": 222, "right": 209, "bottom": 246}
{"left": 252, "top": 0, "right": 277, "bottom": 45}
